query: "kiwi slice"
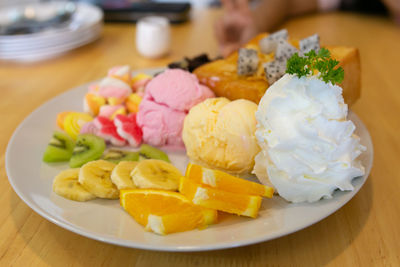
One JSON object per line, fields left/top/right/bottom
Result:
{"left": 102, "top": 149, "right": 139, "bottom": 163}
{"left": 139, "top": 144, "right": 170, "bottom": 162}
{"left": 69, "top": 134, "right": 106, "bottom": 168}
{"left": 43, "top": 131, "right": 75, "bottom": 162}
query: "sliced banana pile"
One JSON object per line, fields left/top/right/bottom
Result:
{"left": 53, "top": 159, "right": 183, "bottom": 202}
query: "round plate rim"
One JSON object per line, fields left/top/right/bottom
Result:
{"left": 5, "top": 71, "right": 373, "bottom": 252}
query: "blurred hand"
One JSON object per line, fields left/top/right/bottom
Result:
{"left": 382, "top": 0, "right": 400, "bottom": 25}
{"left": 215, "top": 0, "right": 258, "bottom": 57}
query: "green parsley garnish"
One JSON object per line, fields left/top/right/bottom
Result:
{"left": 286, "top": 48, "right": 344, "bottom": 84}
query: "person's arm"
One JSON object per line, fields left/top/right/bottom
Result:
{"left": 381, "top": 0, "right": 400, "bottom": 24}
{"left": 252, "top": 0, "right": 318, "bottom": 32}
{"left": 215, "top": 0, "right": 318, "bottom": 57}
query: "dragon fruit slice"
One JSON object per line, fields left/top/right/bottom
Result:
{"left": 114, "top": 114, "right": 142, "bottom": 147}
{"left": 264, "top": 60, "right": 287, "bottom": 85}
{"left": 259, "top": 29, "right": 289, "bottom": 54}
{"left": 275, "top": 39, "right": 299, "bottom": 61}
{"left": 268, "top": 29, "right": 288, "bottom": 40}
{"left": 299, "top": 34, "right": 320, "bottom": 54}
{"left": 237, "top": 48, "right": 259, "bottom": 76}
{"left": 93, "top": 116, "right": 126, "bottom": 146}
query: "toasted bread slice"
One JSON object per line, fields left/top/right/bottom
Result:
{"left": 194, "top": 33, "right": 361, "bottom": 106}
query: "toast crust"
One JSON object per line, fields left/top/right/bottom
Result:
{"left": 194, "top": 33, "right": 361, "bottom": 106}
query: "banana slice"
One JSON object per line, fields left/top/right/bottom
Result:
{"left": 131, "top": 159, "right": 182, "bottom": 191}
{"left": 79, "top": 160, "right": 119, "bottom": 199}
{"left": 111, "top": 161, "right": 138, "bottom": 190}
{"left": 53, "top": 168, "right": 96, "bottom": 202}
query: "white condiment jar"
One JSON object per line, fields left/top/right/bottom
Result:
{"left": 135, "top": 16, "right": 171, "bottom": 58}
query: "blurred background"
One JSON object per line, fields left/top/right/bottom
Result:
{"left": 0, "top": 0, "right": 396, "bottom": 62}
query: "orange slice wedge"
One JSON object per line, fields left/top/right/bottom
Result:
{"left": 179, "top": 177, "right": 262, "bottom": 218}
{"left": 120, "top": 189, "right": 217, "bottom": 235}
{"left": 185, "top": 163, "right": 274, "bottom": 198}
{"left": 56, "top": 111, "right": 72, "bottom": 130}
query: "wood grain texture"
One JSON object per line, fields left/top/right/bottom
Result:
{"left": 1, "top": 8, "right": 400, "bottom": 266}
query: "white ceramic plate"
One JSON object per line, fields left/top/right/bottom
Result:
{"left": 0, "top": 25, "right": 102, "bottom": 61}
{"left": 6, "top": 72, "right": 373, "bottom": 251}
{"left": 0, "top": 2, "right": 103, "bottom": 43}
{"left": 0, "top": 23, "right": 103, "bottom": 55}
{"left": 0, "top": 2, "right": 103, "bottom": 61}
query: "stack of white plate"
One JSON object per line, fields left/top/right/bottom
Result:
{"left": 0, "top": 1, "right": 103, "bottom": 62}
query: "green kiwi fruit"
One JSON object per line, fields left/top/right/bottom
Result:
{"left": 43, "top": 131, "right": 75, "bottom": 163}
{"left": 69, "top": 134, "right": 106, "bottom": 168}
{"left": 102, "top": 149, "right": 139, "bottom": 163}
{"left": 139, "top": 144, "right": 170, "bottom": 162}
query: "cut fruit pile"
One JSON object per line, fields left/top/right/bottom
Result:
{"left": 52, "top": 157, "right": 274, "bottom": 235}
{"left": 43, "top": 131, "right": 170, "bottom": 168}
{"left": 52, "top": 159, "right": 181, "bottom": 201}
{"left": 51, "top": 66, "right": 153, "bottom": 149}
{"left": 40, "top": 31, "right": 359, "bottom": 237}
{"left": 44, "top": 64, "right": 276, "bottom": 236}
{"left": 179, "top": 164, "right": 273, "bottom": 219}
{"left": 119, "top": 162, "right": 274, "bottom": 235}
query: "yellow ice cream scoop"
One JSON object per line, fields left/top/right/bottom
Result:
{"left": 182, "top": 97, "right": 260, "bottom": 174}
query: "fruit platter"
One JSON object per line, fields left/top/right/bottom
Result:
{"left": 6, "top": 30, "right": 373, "bottom": 251}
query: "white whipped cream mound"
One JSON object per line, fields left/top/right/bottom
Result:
{"left": 253, "top": 74, "right": 366, "bottom": 203}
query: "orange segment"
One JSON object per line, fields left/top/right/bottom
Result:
{"left": 179, "top": 177, "right": 262, "bottom": 218}
{"left": 185, "top": 163, "right": 274, "bottom": 198}
{"left": 120, "top": 189, "right": 217, "bottom": 235}
{"left": 56, "top": 111, "right": 72, "bottom": 130}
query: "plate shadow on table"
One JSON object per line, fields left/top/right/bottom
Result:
{"left": 9, "top": 176, "right": 373, "bottom": 266}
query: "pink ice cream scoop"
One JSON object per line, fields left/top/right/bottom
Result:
{"left": 137, "top": 69, "right": 214, "bottom": 149}
{"left": 145, "top": 69, "right": 214, "bottom": 112}
{"left": 137, "top": 98, "right": 186, "bottom": 148}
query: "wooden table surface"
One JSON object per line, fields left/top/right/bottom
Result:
{"left": 1, "top": 8, "right": 400, "bottom": 266}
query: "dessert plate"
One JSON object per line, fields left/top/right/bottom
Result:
{"left": 5, "top": 70, "right": 373, "bottom": 251}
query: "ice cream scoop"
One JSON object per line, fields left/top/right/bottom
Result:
{"left": 145, "top": 69, "right": 214, "bottom": 112}
{"left": 182, "top": 97, "right": 260, "bottom": 174}
{"left": 137, "top": 69, "right": 214, "bottom": 149}
{"left": 137, "top": 98, "right": 186, "bottom": 149}
{"left": 253, "top": 74, "right": 365, "bottom": 203}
